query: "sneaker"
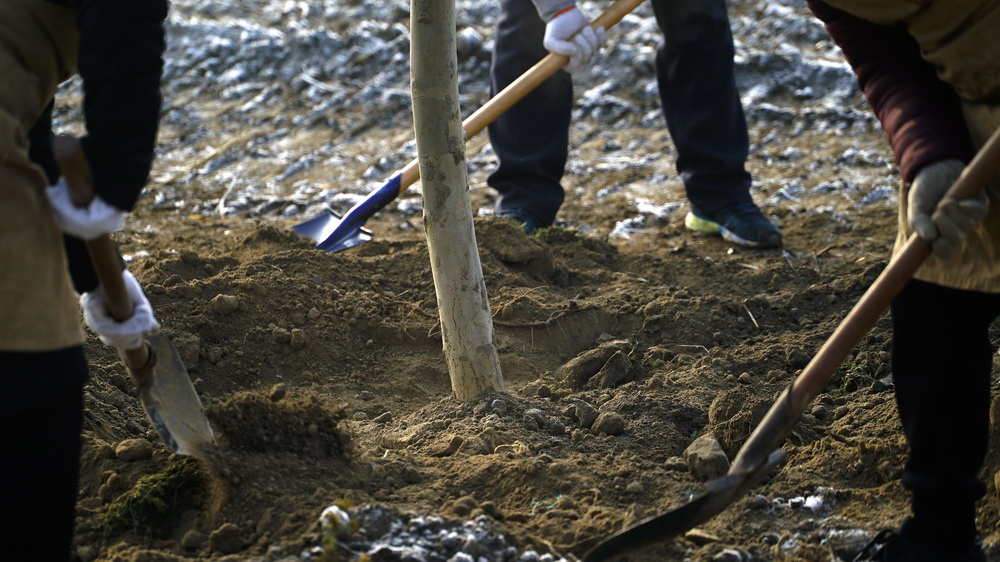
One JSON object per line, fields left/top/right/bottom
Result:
{"left": 854, "top": 529, "right": 987, "bottom": 562}
{"left": 497, "top": 208, "right": 542, "bottom": 235}
{"left": 685, "top": 200, "right": 782, "bottom": 248}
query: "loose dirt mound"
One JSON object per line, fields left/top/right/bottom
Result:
{"left": 70, "top": 205, "right": 1000, "bottom": 561}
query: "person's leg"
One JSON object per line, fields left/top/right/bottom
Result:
{"left": 889, "top": 279, "right": 1000, "bottom": 557}
{"left": 650, "top": 0, "right": 750, "bottom": 212}
{"left": 487, "top": 0, "right": 572, "bottom": 228}
{"left": 649, "top": 0, "right": 780, "bottom": 247}
{"left": 0, "top": 346, "right": 88, "bottom": 561}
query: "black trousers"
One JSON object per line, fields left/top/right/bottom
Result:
{"left": 487, "top": 0, "right": 753, "bottom": 226}
{"left": 0, "top": 345, "right": 88, "bottom": 561}
{"left": 891, "top": 279, "right": 1000, "bottom": 550}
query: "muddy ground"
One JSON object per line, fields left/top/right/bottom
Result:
{"left": 58, "top": 1, "right": 1000, "bottom": 561}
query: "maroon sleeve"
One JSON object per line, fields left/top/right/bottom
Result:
{"left": 806, "top": 0, "right": 974, "bottom": 182}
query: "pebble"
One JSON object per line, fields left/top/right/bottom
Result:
{"left": 209, "top": 523, "right": 243, "bottom": 555}
{"left": 210, "top": 294, "right": 240, "bottom": 315}
{"left": 269, "top": 383, "right": 287, "bottom": 402}
{"left": 491, "top": 398, "right": 508, "bottom": 414}
{"left": 573, "top": 401, "right": 599, "bottom": 428}
{"left": 290, "top": 328, "right": 308, "bottom": 349}
{"left": 591, "top": 412, "right": 626, "bottom": 435}
{"left": 115, "top": 438, "right": 153, "bottom": 462}
{"left": 272, "top": 326, "right": 291, "bottom": 344}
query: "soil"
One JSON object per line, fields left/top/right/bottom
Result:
{"left": 61, "top": 1, "right": 1000, "bottom": 561}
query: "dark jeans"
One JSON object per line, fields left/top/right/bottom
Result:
{"left": 0, "top": 345, "right": 88, "bottom": 561}
{"left": 890, "top": 279, "right": 1000, "bottom": 550}
{"left": 487, "top": 0, "right": 753, "bottom": 226}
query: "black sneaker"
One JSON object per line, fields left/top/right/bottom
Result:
{"left": 685, "top": 200, "right": 782, "bottom": 248}
{"left": 497, "top": 208, "right": 543, "bottom": 235}
{"left": 854, "top": 529, "right": 987, "bottom": 562}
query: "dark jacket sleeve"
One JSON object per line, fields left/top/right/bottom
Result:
{"left": 806, "top": 0, "right": 974, "bottom": 183}
{"left": 76, "top": 0, "right": 168, "bottom": 211}
{"left": 27, "top": 100, "right": 60, "bottom": 184}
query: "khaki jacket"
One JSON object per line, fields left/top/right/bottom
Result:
{"left": 822, "top": 0, "right": 1000, "bottom": 102}
{"left": 821, "top": 0, "right": 1000, "bottom": 292}
{"left": 0, "top": 0, "right": 84, "bottom": 351}
{"left": 897, "top": 103, "right": 1000, "bottom": 293}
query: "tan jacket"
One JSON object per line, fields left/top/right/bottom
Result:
{"left": 897, "top": 102, "right": 1000, "bottom": 293}
{"left": 820, "top": 0, "right": 1000, "bottom": 292}
{"left": 822, "top": 0, "right": 1000, "bottom": 102}
{"left": 0, "top": 0, "right": 84, "bottom": 351}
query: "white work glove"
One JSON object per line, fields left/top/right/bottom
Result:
{"left": 46, "top": 176, "right": 126, "bottom": 240}
{"left": 543, "top": 6, "right": 607, "bottom": 73}
{"left": 81, "top": 270, "right": 160, "bottom": 350}
{"left": 908, "top": 159, "right": 989, "bottom": 259}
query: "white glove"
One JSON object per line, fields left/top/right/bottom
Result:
{"left": 908, "top": 159, "right": 989, "bottom": 259}
{"left": 47, "top": 176, "right": 126, "bottom": 240}
{"left": 81, "top": 270, "right": 160, "bottom": 350}
{"left": 543, "top": 6, "right": 607, "bottom": 73}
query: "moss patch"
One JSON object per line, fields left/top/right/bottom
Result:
{"left": 96, "top": 458, "right": 206, "bottom": 538}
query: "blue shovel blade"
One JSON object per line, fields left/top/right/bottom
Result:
{"left": 292, "top": 173, "right": 402, "bottom": 253}
{"left": 292, "top": 209, "right": 374, "bottom": 253}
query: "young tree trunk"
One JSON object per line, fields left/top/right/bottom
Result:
{"left": 410, "top": 0, "right": 504, "bottom": 401}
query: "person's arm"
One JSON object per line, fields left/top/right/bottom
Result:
{"left": 75, "top": 0, "right": 168, "bottom": 211}
{"left": 27, "top": 101, "right": 60, "bottom": 184}
{"left": 806, "top": 0, "right": 974, "bottom": 182}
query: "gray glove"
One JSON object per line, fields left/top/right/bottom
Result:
{"left": 908, "top": 159, "right": 989, "bottom": 259}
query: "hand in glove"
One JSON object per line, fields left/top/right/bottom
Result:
{"left": 81, "top": 270, "right": 160, "bottom": 350}
{"left": 908, "top": 159, "right": 990, "bottom": 259}
{"left": 47, "top": 176, "right": 126, "bottom": 240}
{"left": 543, "top": 6, "right": 607, "bottom": 73}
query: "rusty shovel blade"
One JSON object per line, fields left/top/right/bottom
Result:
{"left": 136, "top": 331, "right": 215, "bottom": 457}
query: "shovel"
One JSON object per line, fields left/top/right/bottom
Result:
{"left": 583, "top": 125, "right": 1000, "bottom": 562}
{"left": 293, "top": 0, "right": 647, "bottom": 252}
{"left": 53, "top": 134, "right": 216, "bottom": 458}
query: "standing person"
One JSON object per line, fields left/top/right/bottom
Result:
{"left": 0, "top": 0, "right": 166, "bottom": 559}
{"left": 487, "top": 0, "right": 783, "bottom": 248}
{"left": 807, "top": 1, "right": 1000, "bottom": 561}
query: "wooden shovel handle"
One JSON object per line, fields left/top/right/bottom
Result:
{"left": 52, "top": 135, "right": 134, "bottom": 322}
{"left": 52, "top": 135, "right": 151, "bottom": 377}
{"left": 733, "top": 125, "right": 1000, "bottom": 474}
{"left": 394, "top": 0, "right": 647, "bottom": 192}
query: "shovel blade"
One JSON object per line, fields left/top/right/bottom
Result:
{"left": 583, "top": 449, "right": 785, "bottom": 562}
{"left": 140, "top": 331, "right": 215, "bottom": 457}
{"left": 293, "top": 209, "right": 374, "bottom": 253}
{"left": 292, "top": 173, "right": 402, "bottom": 252}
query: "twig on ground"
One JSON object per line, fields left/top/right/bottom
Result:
{"left": 742, "top": 300, "right": 759, "bottom": 328}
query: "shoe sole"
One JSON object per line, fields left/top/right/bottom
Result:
{"left": 684, "top": 212, "right": 720, "bottom": 235}
{"left": 684, "top": 212, "right": 781, "bottom": 249}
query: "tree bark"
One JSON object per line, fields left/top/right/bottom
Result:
{"left": 410, "top": 0, "right": 504, "bottom": 401}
